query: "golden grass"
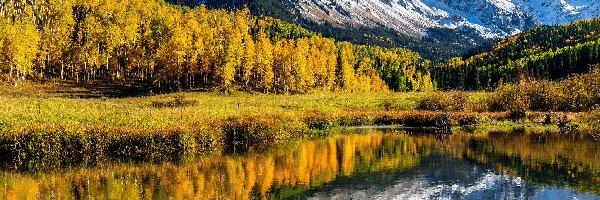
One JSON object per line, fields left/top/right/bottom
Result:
{"left": 0, "top": 81, "right": 573, "bottom": 170}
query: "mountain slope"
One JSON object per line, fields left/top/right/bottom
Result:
{"left": 433, "top": 17, "right": 600, "bottom": 90}
{"left": 518, "top": 0, "right": 600, "bottom": 25}
{"left": 173, "top": 0, "right": 600, "bottom": 59}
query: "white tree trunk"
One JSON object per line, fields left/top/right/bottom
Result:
{"left": 60, "top": 62, "right": 64, "bottom": 80}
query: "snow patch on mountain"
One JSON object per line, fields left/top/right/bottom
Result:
{"left": 294, "top": 0, "right": 600, "bottom": 39}
{"left": 515, "top": 0, "right": 599, "bottom": 25}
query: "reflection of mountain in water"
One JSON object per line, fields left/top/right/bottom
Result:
{"left": 303, "top": 153, "right": 600, "bottom": 200}
{"left": 0, "top": 130, "right": 599, "bottom": 199}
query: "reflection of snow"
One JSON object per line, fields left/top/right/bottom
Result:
{"left": 307, "top": 172, "right": 599, "bottom": 200}
{"left": 373, "top": 172, "right": 518, "bottom": 199}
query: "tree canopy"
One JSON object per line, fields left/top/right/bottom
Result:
{"left": 0, "top": 0, "right": 435, "bottom": 93}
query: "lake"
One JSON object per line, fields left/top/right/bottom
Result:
{"left": 1, "top": 128, "right": 599, "bottom": 199}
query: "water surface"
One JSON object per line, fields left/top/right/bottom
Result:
{"left": 1, "top": 129, "right": 599, "bottom": 199}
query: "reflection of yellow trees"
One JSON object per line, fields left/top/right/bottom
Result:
{"left": 0, "top": 130, "right": 431, "bottom": 199}
{"left": 5, "top": 131, "right": 597, "bottom": 199}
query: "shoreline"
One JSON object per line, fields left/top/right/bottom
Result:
{"left": 0, "top": 110, "right": 569, "bottom": 171}
{"left": 0, "top": 82, "right": 591, "bottom": 170}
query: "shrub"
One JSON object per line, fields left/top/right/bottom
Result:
{"left": 486, "top": 83, "right": 530, "bottom": 120}
{"left": 485, "top": 68, "right": 600, "bottom": 113}
{"left": 559, "top": 68, "right": 600, "bottom": 111}
{"left": 581, "top": 109, "right": 600, "bottom": 138}
{"left": 525, "top": 80, "right": 563, "bottom": 111}
{"left": 417, "top": 92, "right": 467, "bottom": 111}
{"left": 487, "top": 83, "right": 530, "bottom": 112}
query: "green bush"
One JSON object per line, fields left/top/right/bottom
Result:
{"left": 381, "top": 98, "right": 416, "bottom": 110}
{"left": 151, "top": 95, "right": 198, "bottom": 108}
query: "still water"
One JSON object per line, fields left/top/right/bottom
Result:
{"left": 1, "top": 129, "right": 599, "bottom": 199}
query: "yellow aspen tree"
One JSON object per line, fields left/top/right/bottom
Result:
{"left": 303, "top": 39, "right": 316, "bottom": 90}
{"left": 42, "top": 0, "right": 75, "bottom": 80}
{"left": 183, "top": 12, "right": 202, "bottom": 87}
{"left": 235, "top": 8, "right": 252, "bottom": 83}
{"left": 253, "top": 32, "right": 274, "bottom": 93}
{"left": 414, "top": 71, "right": 423, "bottom": 91}
{"left": 220, "top": 15, "right": 240, "bottom": 87}
{"left": 322, "top": 38, "right": 338, "bottom": 91}
{"left": 357, "top": 58, "right": 374, "bottom": 92}
{"left": 193, "top": 6, "right": 215, "bottom": 85}
{"left": 292, "top": 38, "right": 310, "bottom": 92}
{"left": 242, "top": 33, "right": 256, "bottom": 87}
{"left": 272, "top": 40, "right": 287, "bottom": 92}
{"left": 0, "top": 19, "right": 6, "bottom": 78}
{"left": 281, "top": 40, "right": 295, "bottom": 93}
{"left": 2, "top": 20, "right": 41, "bottom": 85}
{"left": 368, "top": 69, "right": 389, "bottom": 92}
{"left": 309, "top": 39, "right": 326, "bottom": 89}
{"left": 337, "top": 42, "right": 357, "bottom": 91}
{"left": 169, "top": 11, "right": 189, "bottom": 88}
{"left": 421, "top": 73, "right": 435, "bottom": 91}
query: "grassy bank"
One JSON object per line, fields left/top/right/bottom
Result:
{"left": 0, "top": 82, "right": 580, "bottom": 170}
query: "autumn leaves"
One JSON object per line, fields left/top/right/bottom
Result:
{"left": 0, "top": 0, "right": 437, "bottom": 93}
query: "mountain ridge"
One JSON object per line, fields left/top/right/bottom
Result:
{"left": 176, "top": 0, "right": 600, "bottom": 59}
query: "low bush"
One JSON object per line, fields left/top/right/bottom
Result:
{"left": 559, "top": 68, "right": 600, "bottom": 111}
{"left": 486, "top": 83, "right": 531, "bottom": 119}
{"left": 417, "top": 92, "right": 467, "bottom": 111}
{"left": 525, "top": 80, "right": 563, "bottom": 111}
{"left": 486, "top": 67, "right": 600, "bottom": 113}
{"left": 581, "top": 109, "right": 600, "bottom": 138}
{"left": 486, "top": 83, "right": 529, "bottom": 112}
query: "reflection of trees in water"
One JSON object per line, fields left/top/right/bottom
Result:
{"left": 2, "top": 129, "right": 598, "bottom": 199}
{"left": 440, "top": 131, "right": 600, "bottom": 195}
{"left": 0, "top": 130, "right": 432, "bottom": 199}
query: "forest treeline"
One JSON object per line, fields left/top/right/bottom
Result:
{"left": 433, "top": 18, "right": 600, "bottom": 90}
{"left": 2, "top": 0, "right": 600, "bottom": 93}
{"left": 0, "top": 0, "right": 435, "bottom": 93}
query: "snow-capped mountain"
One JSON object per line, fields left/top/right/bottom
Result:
{"left": 518, "top": 0, "right": 600, "bottom": 25}
{"left": 295, "top": 0, "right": 599, "bottom": 39}
{"left": 181, "top": 0, "right": 600, "bottom": 58}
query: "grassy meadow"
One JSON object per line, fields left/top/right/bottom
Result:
{"left": 0, "top": 81, "right": 585, "bottom": 170}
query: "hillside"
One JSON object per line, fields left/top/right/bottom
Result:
{"left": 433, "top": 17, "right": 600, "bottom": 90}
{"left": 174, "top": 0, "right": 600, "bottom": 59}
